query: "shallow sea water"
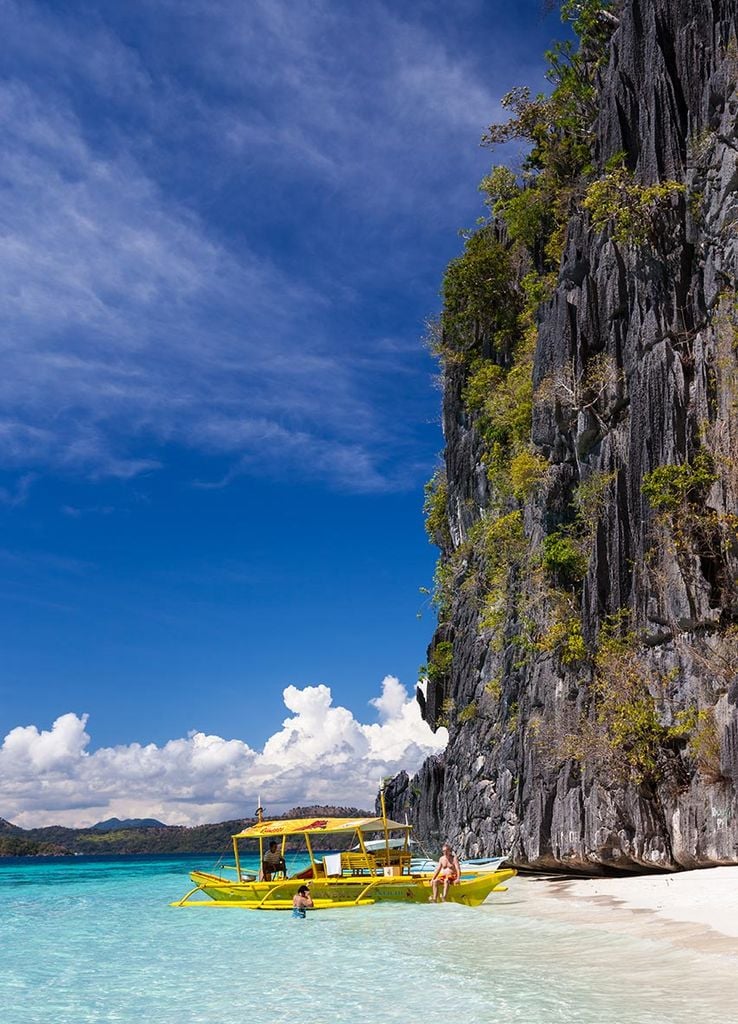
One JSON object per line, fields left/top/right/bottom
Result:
{"left": 2, "top": 854, "right": 737, "bottom": 1024}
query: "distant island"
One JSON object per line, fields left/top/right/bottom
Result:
{"left": 0, "top": 806, "right": 372, "bottom": 857}
{"left": 90, "top": 817, "right": 167, "bottom": 832}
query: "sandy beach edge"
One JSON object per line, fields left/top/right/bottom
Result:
{"left": 493, "top": 866, "right": 738, "bottom": 958}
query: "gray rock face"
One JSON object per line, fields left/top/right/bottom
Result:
{"left": 388, "top": 0, "right": 738, "bottom": 873}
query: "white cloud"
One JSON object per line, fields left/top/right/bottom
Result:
{"left": 1, "top": 712, "right": 90, "bottom": 772}
{"left": 0, "top": 676, "right": 446, "bottom": 828}
{"left": 0, "top": 0, "right": 544, "bottom": 493}
{"left": 0, "top": 471, "right": 35, "bottom": 507}
{"left": 193, "top": 0, "right": 506, "bottom": 216}
{"left": 0, "top": 76, "right": 368, "bottom": 468}
{"left": 0, "top": 66, "right": 407, "bottom": 492}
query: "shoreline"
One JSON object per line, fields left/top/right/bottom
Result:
{"left": 496, "top": 867, "right": 738, "bottom": 958}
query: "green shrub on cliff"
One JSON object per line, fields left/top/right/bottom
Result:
{"left": 457, "top": 701, "right": 478, "bottom": 724}
{"left": 583, "top": 164, "right": 685, "bottom": 245}
{"left": 538, "top": 614, "right": 587, "bottom": 665}
{"left": 688, "top": 709, "right": 726, "bottom": 782}
{"left": 431, "top": 557, "right": 455, "bottom": 620}
{"left": 560, "top": 0, "right": 619, "bottom": 52}
{"left": 521, "top": 269, "right": 557, "bottom": 309}
{"left": 574, "top": 469, "right": 617, "bottom": 536}
{"left": 569, "top": 614, "right": 702, "bottom": 785}
{"left": 463, "top": 334, "right": 535, "bottom": 496}
{"left": 441, "top": 227, "right": 520, "bottom": 357}
{"left": 424, "top": 469, "right": 451, "bottom": 549}
{"left": 510, "top": 450, "right": 548, "bottom": 499}
{"left": 642, "top": 451, "right": 717, "bottom": 511}
{"left": 478, "top": 164, "right": 519, "bottom": 214}
{"left": 422, "top": 639, "right": 453, "bottom": 685}
{"left": 476, "top": 511, "right": 527, "bottom": 645}
{"left": 479, "top": 510, "right": 526, "bottom": 567}
{"left": 480, "top": 167, "right": 553, "bottom": 251}
{"left": 462, "top": 361, "right": 505, "bottom": 414}
{"left": 423, "top": 0, "right": 620, "bottom": 680}
{"left": 467, "top": 357, "right": 534, "bottom": 452}
{"left": 479, "top": 3, "right": 616, "bottom": 267}
{"left": 541, "top": 529, "right": 588, "bottom": 585}
{"left": 437, "top": 696, "right": 456, "bottom": 729}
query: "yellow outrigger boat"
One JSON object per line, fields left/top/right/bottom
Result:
{"left": 172, "top": 804, "right": 515, "bottom": 911}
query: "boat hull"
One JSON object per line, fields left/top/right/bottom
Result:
{"left": 182, "top": 868, "right": 515, "bottom": 909}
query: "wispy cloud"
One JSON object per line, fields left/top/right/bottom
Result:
{"left": 0, "top": 0, "right": 545, "bottom": 492}
{"left": 0, "top": 676, "right": 447, "bottom": 827}
{"left": 0, "top": 546, "right": 94, "bottom": 575}
{"left": 61, "top": 504, "right": 115, "bottom": 518}
{"left": 0, "top": 74, "right": 382, "bottom": 487}
{"left": 193, "top": 0, "right": 508, "bottom": 217}
{"left": 0, "top": 472, "right": 35, "bottom": 507}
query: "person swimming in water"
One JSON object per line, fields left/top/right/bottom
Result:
{"left": 292, "top": 884, "right": 314, "bottom": 918}
{"left": 429, "top": 843, "right": 460, "bottom": 902}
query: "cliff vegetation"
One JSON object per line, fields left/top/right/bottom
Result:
{"left": 394, "top": 0, "right": 738, "bottom": 872}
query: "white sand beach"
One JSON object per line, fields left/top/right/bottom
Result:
{"left": 498, "top": 867, "right": 738, "bottom": 958}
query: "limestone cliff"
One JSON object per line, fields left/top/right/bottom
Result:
{"left": 390, "top": 0, "right": 738, "bottom": 872}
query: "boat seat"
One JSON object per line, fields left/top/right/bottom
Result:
{"left": 261, "top": 868, "right": 287, "bottom": 881}
{"left": 341, "top": 852, "right": 372, "bottom": 874}
{"left": 372, "top": 850, "right": 412, "bottom": 873}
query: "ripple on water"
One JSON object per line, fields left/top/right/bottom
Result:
{"left": 1, "top": 856, "right": 737, "bottom": 1024}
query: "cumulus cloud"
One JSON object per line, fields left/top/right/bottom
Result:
{"left": 0, "top": 676, "right": 447, "bottom": 828}
{"left": 2, "top": 713, "right": 90, "bottom": 772}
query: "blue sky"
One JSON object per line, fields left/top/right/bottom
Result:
{"left": 0, "top": 0, "right": 560, "bottom": 825}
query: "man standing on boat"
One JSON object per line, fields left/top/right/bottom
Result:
{"left": 429, "top": 844, "right": 461, "bottom": 902}
{"left": 262, "top": 841, "right": 286, "bottom": 881}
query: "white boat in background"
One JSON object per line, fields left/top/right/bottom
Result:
{"left": 355, "top": 839, "right": 508, "bottom": 877}
{"left": 410, "top": 855, "right": 508, "bottom": 876}
{"left": 354, "top": 837, "right": 414, "bottom": 852}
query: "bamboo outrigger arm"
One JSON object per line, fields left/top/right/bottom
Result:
{"left": 353, "top": 876, "right": 391, "bottom": 904}
{"left": 255, "top": 880, "right": 292, "bottom": 908}
{"left": 172, "top": 884, "right": 205, "bottom": 907}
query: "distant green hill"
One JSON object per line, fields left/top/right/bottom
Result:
{"left": 0, "top": 835, "right": 70, "bottom": 856}
{"left": 0, "top": 806, "right": 372, "bottom": 857}
{"left": 91, "top": 817, "right": 167, "bottom": 832}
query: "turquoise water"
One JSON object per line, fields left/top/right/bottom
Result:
{"left": 2, "top": 854, "right": 737, "bottom": 1023}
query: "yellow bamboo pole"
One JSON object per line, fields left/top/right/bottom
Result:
{"left": 173, "top": 885, "right": 204, "bottom": 907}
{"left": 233, "top": 836, "right": 242, "bottom": 881}
{"left": 353, "top": 876, "right": 387, "bottom": 904}
{"left": 304, "top": 833, "right": 317, "bottom": 877}
{"left": 355, "top": 829, "right": 375, "bottom": 875}
{"left": 380, "top": 780, "right": 390, "bottom": 870}
{"left": 256, "top": 880, "right": 292, "bottom": 908}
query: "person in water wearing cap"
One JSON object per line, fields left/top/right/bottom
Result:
{"left": 292, "top": 885, "right": 314, "bottom": 918}
{"left": 429, "top": 843, "right": 460, "bottom": 902}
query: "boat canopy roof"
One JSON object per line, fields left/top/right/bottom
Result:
{"left": 235, "top": 816, "right": 410, "bottom": 839}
